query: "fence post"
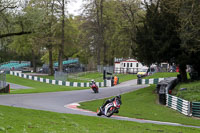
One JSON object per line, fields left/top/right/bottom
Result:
{"left": 137, "top": 77, "right": 142, "bottom": 84}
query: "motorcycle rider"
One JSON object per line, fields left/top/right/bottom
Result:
{"left": 90, "top": 79, "right": 99, "bottom": 93}
{"left": 100, "top": 95, "right": 122, "bottom": 113}
{"left": 90, "top": 79, "right": 96, "bottom": 86}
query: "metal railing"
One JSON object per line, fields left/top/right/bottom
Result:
{"left": 192, "top": 102, "right": 200, "bottom": 117}
{"left": 166, "top": 94, "right": 191, "bottom": 116}
{"left": 114, "top": 68, "right": 139, "bottom": 74}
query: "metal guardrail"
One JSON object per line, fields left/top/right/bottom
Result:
{"left": 137, "top": 78, "right": 164, "bottom": 84}
{"left": 114, "top": 68, "right": 139, "bottom": 74}
{"left": 192, "top": 102, "right": 200, "bottom": 117}
{"left": 10, "top": 71, "right": 106, "bottom": 87}
{"left": 152, "top": 77, "right": 193, "bottom": 117}
{"left": 166, "top": 94, "right": 191, "bottom": 116}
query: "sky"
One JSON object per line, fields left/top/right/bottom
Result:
{"left": 67, "top": 0, "right": 84, "bottom": 16}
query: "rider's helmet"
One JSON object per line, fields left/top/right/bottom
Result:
{"left": 91, "top": 79, "right": 95, "bottom": 84}
{"left": 116, "top": 95, "right": 121, "bottom": 99}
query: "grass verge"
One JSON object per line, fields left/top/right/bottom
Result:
{"left": 6, "top": 75, "right": 89, "bottom": 94}
{"left": 0, "top": 105, "right": 199, "bottom": 133}
{"left": 39, "top": 72, "right": 104, "bottom": 83}
{"left": 144, "top": 72, "right": 179, "bottom": 79}
{"left": 79, "top": 85, "right": 200, "bottom": 126}
{"left": 173, "top": 80, "right": 200, "bottom": 102}
{"left": 144, "top": 72, "right": 191, "bottom": 79}
{"left": 116, "top": 74, "right": 137, "bottom": 83}
{"left": 39, "top": 72, "right": 138, "bottom": 83}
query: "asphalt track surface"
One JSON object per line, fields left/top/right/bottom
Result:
{"left": 0, "top": 79, "right": 200, "bottom": 129}
{"left": 7, "top": 82, "right": 32, "bottom": 89}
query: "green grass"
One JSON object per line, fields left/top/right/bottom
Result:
{"left": 144, "top": 72, "right": 179, "bottom": 79}
{"left": 67, "top": 72, "right": 104, "bottom": 82}
{"left": 78, "top": 72, "right": 103, "bottom": 81}
{"left": 0, "top": 105, "right": 199, "bottom": 133}
{"left": 5, "top": 72, "right": 137, "bottom": 94}
{"left": 39, "top": 72, "right": 104, "bottom": 83}
{"left": 174, "top": 80, "right": 200, "bottom": 102}
{"left": 144, "top": 72, "right": 191, "bottom": 79}
{"left": 6, "top": 75, "right": 89, "bottom": 94}
{"left": 80, "top": 85, "right": 200, "bottom": 126}
{"left": 115, "top": 74, "right": 137, "bottom": 83}
{"left": 39, "top": 72, "right": 137, "bottom": 83}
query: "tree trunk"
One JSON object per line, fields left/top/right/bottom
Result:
{"left": 48, "top": 44, "right": 53, "bottom": 76}
{"left": 97, "top": 45, "right": 101, "bottom": 65}
{"left": 95, "top": 0, "right": 101, "bottom": 66}
{"left": 31, "top": 49, "right": 36, "bottom": 72}
{"left": 58, "top": 0, "right": 65, "bottom": 72}
{"left": 179, "top": 64, "right": 187, "bottom": 82}
{"left": 58, "top": 50, "right": 63, "bottom": 72}
{"left": 99, "top": 0, "right": 106, "bottom": 65}
{"left": 103, "top": 41, "right": 107, "bottom": 65}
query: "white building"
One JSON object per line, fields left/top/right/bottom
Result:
{"left": 114, "top": 58, "right": 148, "bottom": 74}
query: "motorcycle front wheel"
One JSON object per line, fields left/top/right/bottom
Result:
{"left": 97, "top": 108, "right": 102, "bottom": 116}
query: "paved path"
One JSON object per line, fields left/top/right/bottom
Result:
{"left": 0, "top": 79, "right": 143, "bottom": 113}
{"left": 0, "top": 79, "right": 200, "bottom": 129}
{"left": 7, "top": 82, "right": 32, "bottom": 89}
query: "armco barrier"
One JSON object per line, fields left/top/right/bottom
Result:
{"left": 192, "top": 102, "right": 200, "bottom": 117}
{"left": 166, "top": 94, "right": 191, "bottom": 116}
{"left": 137, "top": 78, "right": 165, "bottom": 85}
{"left": 10, "top": 71, "right": 105, "bottom": 87}
{"left": 0, "top": 84, "right": 10, "bottom": 93}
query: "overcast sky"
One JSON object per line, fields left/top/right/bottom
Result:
{"left": 67, "top": 0, "right": 84, "bottom": 16}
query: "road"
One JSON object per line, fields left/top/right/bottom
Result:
{"left": 0, "top": 79, "right": 144, "bottom": 114}
{"left": 0, "top": 79, "right": 200, "bottom": 129}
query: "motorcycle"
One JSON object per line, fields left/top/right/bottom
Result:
{"left": 91, "top": 83, "right": 99, "bottom": 93}
{"left": 97, "top": 98, "right": 121, "bottom": 117}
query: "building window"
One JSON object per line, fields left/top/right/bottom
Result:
{"left": 136, "top": 63, "right": 138, "bottom": 67}
{"left": 124, "top": 63, "right": 126, "bottom": 67}
{"left": 130, "top": 63, "right": 132, "bottom": 67}
{"left": 127, "top": 63, "right": 129, "bottom": 68}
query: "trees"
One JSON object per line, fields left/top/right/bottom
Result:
{"left": 0, "top": 0, "right": 34, "bottom": 64}
{"left": 135, "top": 0, "right": 189, "bottom": 81}
{"left": 1, "top": 0, "right": 199, "bottom": 82}
{"left": 57, "top": 0, "right": 66, "bottom": 72}
{"left": 81, "top": 0, "right": 106, "bottom": 65}
{"left": 0, "top": 0, "right": 32, "bottom": 39}
{"left": 179, "top": 0, "right": 200, "bottom": 76}
{"left": 80, "top": 0, "right": 142, "bottom": 66}
{"left": 118, "top": 0, "right": 143, "bottom": 57}
{"left": 134, "top": 0, "right": 200, "bottom": 81}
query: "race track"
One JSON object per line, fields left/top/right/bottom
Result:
{"left": 0, "top": 79, "right": 200, "bottom": 129}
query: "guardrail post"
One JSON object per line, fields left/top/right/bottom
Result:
{"left": 137, "top": 78, "right": 142, "bottom": 84}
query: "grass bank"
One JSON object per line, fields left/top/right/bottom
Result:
{"left": 116, "top": 74, "right": 137, "bottom": 83}
{"left": 174, "top": 80, "right": 200, "bottom": 102}
{"left": 6, "top": 75, "right": 89, "bottom": 94}
{"left": 39, "top": 72, "right": 104, "bottom": 83}
{"left": 80, "top": 85, "right": 200, "bottom": 126}
{"left": 144, "top": 72, "right": 190, "bottom": 79}
{"left": 5, "top": 72, "right": 137, "bottom": 94}
{"left": 0, "top": 105, "right": 199, "bottom": 133}
{"left": 143, "top": 72, "right": 179, "bottom": 79}
{"left": 39, "top": 72, "right": 137, "bottom": 83}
